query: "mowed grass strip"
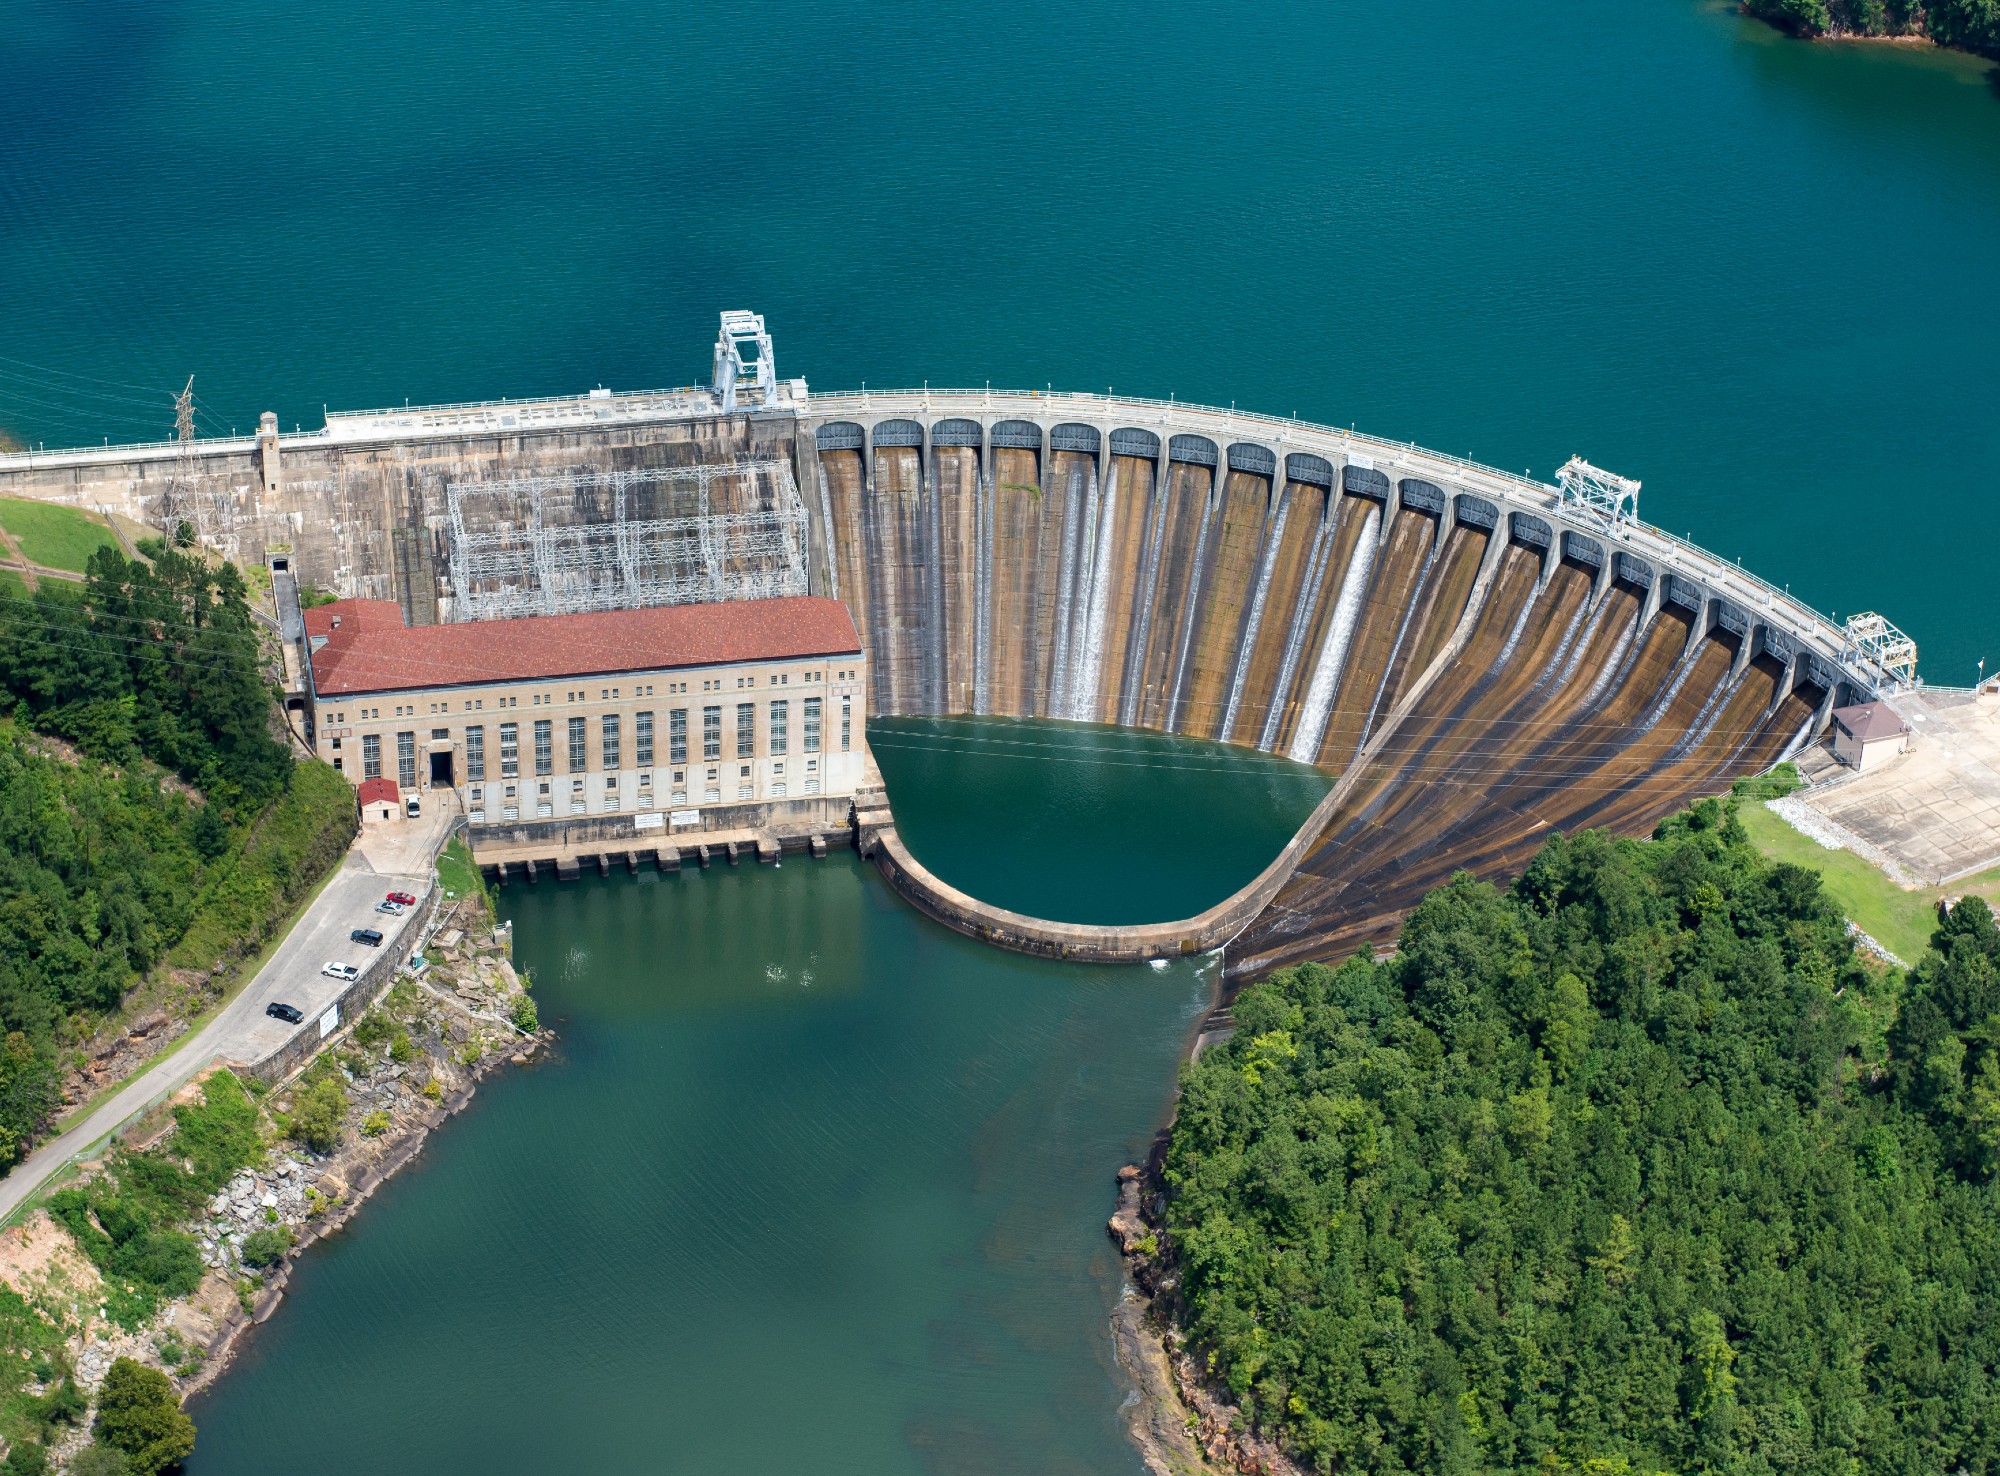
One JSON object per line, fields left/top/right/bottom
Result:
{"left": 1738, "top": 801, "right": 1942, "bottom": 963}
{"left": 0, "top": 497, "right": 117, "bottom": 572}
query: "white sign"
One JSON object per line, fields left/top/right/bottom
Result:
{"left": 317, "top": 1005, "right": 340, "bottom": 1038}
{"left": 634, "top": 811, "right": 665, "bottom": 831}
{"left": 669, "top": 809, "right": 700, "bottom": 829}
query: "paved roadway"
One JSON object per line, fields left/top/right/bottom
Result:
{"left": 0, "top": 802, "right": 452, "bottom": 1224}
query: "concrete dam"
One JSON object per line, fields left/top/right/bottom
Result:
{"left": 0, "top": 319, "right": 1916, "bottom": 978}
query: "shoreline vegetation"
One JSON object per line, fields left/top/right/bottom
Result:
{"left": 1740, "top": 0, "right": 2000, "bottom": 61}
{"left": 1114, "top": 785, "right": 2000, "bottom": 1476}
{"left": 0, "top": 530, "right": 550, "bottom": 1471}
{"left": 0, "top": 870, "right": 541, "bottom": 1472}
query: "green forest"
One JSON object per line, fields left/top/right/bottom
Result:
{"left": 0, "top": 547, "right": 351, "bottom": 1168}
{"left": 1165, "top": 797, "right": 2000, "bottom": 1475}
{"left": 1745, "top": 0, "right": 2000, "bottom": 56}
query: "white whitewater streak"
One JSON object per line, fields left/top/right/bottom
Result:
{"left": 1259, "top": 512, "right": 1337, "bottom": 752}
{"left": 1070, "top": 463, "right": 1116, "bottom": 721}
{"left": 1488, "top": 576, "right": 1538, "bottom": 675}
{"left": 1120, "top": 465, "right": 1172, "bottom": 728}
{"left": 1046, "top": 461, "right": 1083, "bottom": 717}
{"left": 1640, "top": 640, "right": 1706, "bottom": 729}
{"left": 1356, "top": 526, "right": 1442, "bottom": 750}
{"left": 1666, "top": 658, "right": 1745, "bottom": 761}
{"left": 1220, "top": 493, "right": 1290, "bottom": 740}
{"left": 1287, "top": 505, "right": 1380, "bottom": 763}
{"left": 1577, "top": 603, "right": 1643, "bottom": 713}
{"left": 1526, "top": 588, "right": 1598, "bottom": 699}
{"left": 923, "top": 452, "right": 946, "bottom": 713}
{"left": 1163, "top": 474, "right": 1220, "bottom": 733}
{"left": 973, "top": 461, "right": 993, "bottom": 715}
{"left": 814, "top": 459, "right": 839, "bottom": 602}
{"left": 1777, "top": 716, "right": 1813, "bottom": 766}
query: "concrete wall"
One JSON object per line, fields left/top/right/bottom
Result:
{"left": 0, "top": 407, "right": 819, "bottom": 619}
{"left": 244, "top": 886, "right": 441, "bottom": 1087}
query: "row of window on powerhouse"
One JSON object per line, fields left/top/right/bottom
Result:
{"left": 344, "top": 697, "right": 855, "bottom": 786}
{"left": 463, "top": 759, "right": 826, "bottom": 822}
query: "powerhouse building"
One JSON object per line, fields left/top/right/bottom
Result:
{"left": 305, "top": 596, "right": 867, "bottom": 844}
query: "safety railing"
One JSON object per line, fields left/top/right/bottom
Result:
{"left": 806, "top": 388, "right": 1855, "bottom": 663}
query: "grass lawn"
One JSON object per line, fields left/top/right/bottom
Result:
{"left": 0, "top": 498, "right": 116, "bottom": 572}
{"left": 1738, "top": 802, "right": 1942, "bottom": 963}
{"left": 435, "top": 835, "right": 488, "bottom": 906}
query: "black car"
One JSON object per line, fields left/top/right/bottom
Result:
{"left": 265, "top": 1002, "right": 304, "bottom": 1024}
{"left": 351, "top": 927, "right": 385, "bottom": 946}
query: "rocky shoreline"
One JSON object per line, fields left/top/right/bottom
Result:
{"left": 1107, "top": 1161, "right": 1307, "bottom": 1476}
{"left": 0, "top": 888, "right": 542, "bottom": 1470}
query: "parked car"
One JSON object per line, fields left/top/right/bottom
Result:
{"left": 265, "top": 1002, "right": 304, "bottom": 1024}
{"left": 405, "top": 795, "right": 421, "bottom": 818}
{"left": 376, "top": 900, "right": 406, "bottom": 915}
{"left": 350, "top": 927, "right": 384, "bottom": 947}
{"left": 385, "top": 891, "right": 417, "bottom": 906}
{"left": 321, "top": 961, "right": 359, "bottom": 982}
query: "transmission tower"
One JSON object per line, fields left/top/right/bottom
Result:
{"left": 157, "top": 375, "right": 198, "bottom": 541}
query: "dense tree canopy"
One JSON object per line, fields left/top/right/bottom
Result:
{"left": 0, "top": 548, "right": 351, "bottom": 1167}
{"left": 0, "top": 546, "right": 290, "bottom": 815}
{"left": 1746, "top": 0, "right": 2000, "bottom": 56}
{"left": 1166, "top": 799, "right": 2000, "bottom": 1475}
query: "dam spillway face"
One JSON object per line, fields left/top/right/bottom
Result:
{"left": 0, "top": 358, "right": 1873, "bottom": 978}
{"left": 813, "top": 424, "right": 1824, "bottom": 976}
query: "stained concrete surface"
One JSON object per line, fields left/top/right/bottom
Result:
{"left": 1803, "top": 691, "right": 2000, "bottom": 885}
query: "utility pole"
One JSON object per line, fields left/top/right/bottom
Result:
{"left": 159, "top": 375, "right": 197, "bottom": 542}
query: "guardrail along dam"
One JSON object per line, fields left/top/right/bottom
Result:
{"left": 0, "top": 315, "right": 1918, "bottom": 980}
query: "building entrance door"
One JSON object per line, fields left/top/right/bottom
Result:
{"left": 428, "top": 750, "right": 454, "bottom": 788}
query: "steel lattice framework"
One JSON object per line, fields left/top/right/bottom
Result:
{"left": 1555, "top": 456, "right": 1641, "bottom": 530}
{"left": 1843, "top": 612, "right": 1919, "bottom": 692}
{"left": 444, "top": 460, "right": 808, "bottom": 622}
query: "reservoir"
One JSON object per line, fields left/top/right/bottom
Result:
{"left": 184, "top": 723, "right": 1324, "bottom": 1473}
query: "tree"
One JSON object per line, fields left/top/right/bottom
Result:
{"left": 1161, "top": 808, "right": 1998, "bottom": 1475}
{"left": 67, "top": 1447, "right": 132, "bottom": 1476}
{"left": 91, "top": 1359, "right": 194, "bottom": 1475}
{"left": 287, "top": 1072, "right": 347, "bottom": 1156}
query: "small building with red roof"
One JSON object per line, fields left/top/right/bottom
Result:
{"left": 304, "top": 596, "right": 867, "bottom": 840}
{"left": 355, "top": 777, "right": 401, "bottom": 824}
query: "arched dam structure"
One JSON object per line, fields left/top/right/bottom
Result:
{"left": 0, "top": 333, "right": 1912, "bottom": 980}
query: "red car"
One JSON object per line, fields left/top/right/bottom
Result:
{"left": 385, "top": 891, "right": 417, "bottom": 906}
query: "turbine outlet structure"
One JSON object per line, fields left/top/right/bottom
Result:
{"left": 713, "top": 310, "right": 776, "bottom": 412}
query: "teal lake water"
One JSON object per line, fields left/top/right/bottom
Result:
{"left": 10, "top": 0, "right": 1995, "bottom": 1466}
{"left": 4, "top": 0, "right": 1998, "bottom": 675}
{"left": 183, "top": 724, "right": 1322, "bottom": 1475}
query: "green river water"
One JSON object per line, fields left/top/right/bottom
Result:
{"left": 183, "top": 722, "right": 1325, "bottom": 1473}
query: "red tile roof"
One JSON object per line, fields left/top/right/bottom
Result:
{"left": 356, "top": 777, "right": 400, "bottom": 807}
{"left": 306, "top": 597, "right": 862, "bottom": 697}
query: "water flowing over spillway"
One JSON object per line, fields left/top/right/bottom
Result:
{"left": 818, "top": 446, "right": 1824, "bottom": 972}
